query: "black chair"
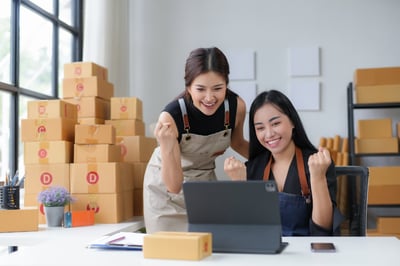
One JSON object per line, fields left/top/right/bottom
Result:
{"left": 335, "top": 165, "right": 369, "bottom": 236}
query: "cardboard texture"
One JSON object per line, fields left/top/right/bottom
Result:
{"left": 355, "top": 84, "right": 400, "bottom": 104}
{"left": 24, "top": 141, "right": 73, "bottom": 164}
{"left": 74, "top": 144, "right": 121, "bottom": 163}
{"left": 357, "top": 118, "right": 393, "bottom": 138}
{"left": 354, "top": 67, "right": 400, "bottom": 86}
{"left": 64, "top": 97, "right": 110, "bottom": 119}
{"left": 70, "top": 193, "right": 124, "bottom": 223}
{"left": 376, "top": 217, "right": 400, "bottom": 234}
{"left": 143, "top": 232, "right": 212, "bottom": 260}
{"left": 21, "top": 118, "right": 77, "bottom": 142}
{"left": 115, "top": 136, "right": 157, "bottom": 162}
{"left": 78, "top": 117, "right": 105, "bottom": 125}
{"left": 69, "top": 162, "right": 134, "bottom": 193}
{"left": 105, "top": 119, "right": 145, "bottom": 136}
{"left": 354, "top": 138, "right": 399, "bottom": 154}
{"left": 123, "top": 190, "right": 134, "bottom": 220}
{"left": 110, "top": 97, "right": 143, "bottom": 120}
{"left": 62, "top": 76, "right": 114, "bottom": 100}
{"left": 0, "top": 208, "right": 39, "bottom": 232}
{"left": 27, "top": 99, "right": 78, "bottom": 120}
{"left": 75, "top": 124, "right": 116, "bottom": 144}
{"left": 131, "top": 162, "right": 147, "bottom": 188}
{"left": 368, "top": 166, "right": 400, "bottom": 205}
{"left": 64, "top": 62, "right": 108, "bottom": 80}
{"left": 24, "top": 163, "right": 70, "bottom": 194}
{"left": 133, "top": 188, "right": 143, "bottom": 216}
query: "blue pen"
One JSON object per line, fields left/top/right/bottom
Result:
{"left": 10, "top": 170, "right": 19, "bottom": 186}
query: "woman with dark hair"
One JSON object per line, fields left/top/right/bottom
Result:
{"left": 143, "top": 47, "right": 249, "bottom": 233}
{"left": 224, "top": 90, "right": 340, "bottom": 236}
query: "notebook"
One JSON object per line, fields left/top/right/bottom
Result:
{"left": 183, "top": 180, "right": 287, "bottom": 254}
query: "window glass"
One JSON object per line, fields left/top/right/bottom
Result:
{"left": 59, "top": 0, "right": 73, "bottom": 25}
{"left": 29, "top": 0, "right": 54, "bottom": 14}
{"left": 0, "top": 91, "right": 11, "bottom": 184}
{"left": 59, "top": 28, "right": 73, "bottom": 97}
{"left": 20, "top": 6, "right": 53, "bottom": 95}
{"left": 18, "top": 95, "right": 35, "bottom": 179}
{"left": 0, "top": 1, "right": 11, "bottom": 84}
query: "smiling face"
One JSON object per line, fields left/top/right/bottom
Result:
{"left": 187, "top": 71, "right": 227, "bottom": 116}
{"left": 253, "top": 103, "right": 295, "bottom": 155}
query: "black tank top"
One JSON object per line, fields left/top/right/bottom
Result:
{"left": 163, "top": 91, "right": 238, "bottom": 142}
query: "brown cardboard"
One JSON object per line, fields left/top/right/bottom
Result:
{"left": 75, "top": 124, "right": 116, "bottom": 144}
{"left": 355, "top": 84, "right": 400, "bottom": 104}
{"left": 131, "top": 162, "right": 147, "bottom": 188}
{"left": 62, "top": 76, "right": 114, "bottom": 100}
{"left": 105, "top": 119, "right": 145, "bottom": 136}
{"left": 24, "top": 141, "right": 73, "bottom": 164}
{"left": 63, "top": 97, "right": 110, "bottom": 119}
{"left": 397, "top": 122, "right": 400, "bottom": 138}
{"left": 357, "top": 118, "right": 393, "bottom": 138}
{"left": 21, "top": 118, "right": 77, "bottom": 142}
{"left": 69, "top": 162, "right": 134, "bottom": 193}
{"left": 143, "top": 232, "right": 212, "bottom": 260}
{"left": 123, "top": 189, "right": 134, "bottom": 220}
{"left": 27, "top": 99, "right": 78, "bottom": 120}
{"left": 70, "top": 193, "right": 124, "bottom": 223}
{"left": 78, "top": 117, "right": 105, "bottom": 125}
{"left": 376, "top": 217, "right": 400, "bottom": 234}
{"left": 354, "top": 137, "right": 399, "bottom": 154}
{"left": 133, "top": 188, "right": 143, "bottom": 216}
{"left": 110, "top": 97, "right": 143, "bottom": 120}
{"left": 368, "top": 166, "right": 400, "bottom": 205}
{"left": 0, "top": 207, "right": 39, "bottom": 232}
{"left": 24, "top": 163, "right": 70, "bottom": 195}
{"left": 115, "top": 136, "right": 157, "bottom": 162}
{"left": 354, "top": 67, "right": 400, "bottom": 86}
{"left": 74, "top": 144, "right": 121, "bottom": 163}
{"left": 64, "top": 61, "right": 108, "bottom": 80}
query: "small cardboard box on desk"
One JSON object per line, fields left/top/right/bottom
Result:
{"left": 0, "top": 207, "right": 38, "bottom": 232}
{"left": 143, "top": 232, "right": 212, "bottom": 260}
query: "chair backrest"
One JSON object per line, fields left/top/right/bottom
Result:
{"left": 335, "top": 165, "right": 369, "bottom": 236}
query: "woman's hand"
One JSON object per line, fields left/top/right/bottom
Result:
{"left": 308, "top": 147, "right": 331, "bottom": 181}
{"left": 154, "top": 121, "right": 176, "bottom": 153}
{"left": 224, "top": 156, "right": 247, "bottom": 180}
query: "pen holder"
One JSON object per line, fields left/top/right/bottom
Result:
{"left": 0, "top": 186, "right": 20, "bottom": 210}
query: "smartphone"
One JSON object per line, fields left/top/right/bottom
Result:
{"left": 310, "top": 242, "right": 336, "bottom": 253}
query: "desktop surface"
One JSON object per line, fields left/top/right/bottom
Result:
{"left": 1, "top": 219, "right": 399, "bottom": 266}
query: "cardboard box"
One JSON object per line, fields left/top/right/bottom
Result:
{"left": 0, "top": 207, "right": 38, "bottom": 232}
{"left": 63, "top": 97, "right": 110, "bottom": 119}
{"left": 78, "top": 117, "right": 105, "bottom": 125}
{"left": 368, "top": 166, "right": 400, "bottom": 205}
{"left": 27, "top": 99, "right": 78, "bottom": 120}
{"left": 131, "top": 162, "right": 147, "bottom": 188}
{"left": 70, "top": 162, "right": 134, "bottom": 193}
{"left": 105, "top": 119, "right": 145, "bottom": 136}
{"left": 376, "top": 217, "right": 400, "bottom": 234}
{"left": 24, "top": 163, "right": 70, "bottom": 195}
{"left": 143, "top": 232, "right": 212, "bottom": 260}
{"left": 133, "top": 188, "right": 143, "bottom": 216}
{"left": 354, "top": 138, "right": 399, "bottom": 154}
{"left": 115, "top": 136, "right": 157, "bottom": 162}
{"left": 397, "top": 122, "right": 400, "bottom": 138}
{"left": 64, "top": 61, "right": 108, "bottom": 80}
{"left": 70, "top": 193, "right": 124, "bottom": 223}
{"left": 123, "top": 189, "right": 134, "bottom": 220}
{"left": 75, "top": 124, "right": 116, "bottom": 144}
{"left": 62, "top": 76, "right": 114, "bottom": 100}
{"left": 74, "top": 144, "right": 121, "bottom": 163}
{"left": 354, "top": 67, "right": 400, "bottom": 86}
{"left": 24, "top": 141, "right": 73, "bottom": 164}
{"left": 110, "top": 97, "right": 143, "bottom": 120}
{"left": 355, "top": 84, "right": 400, "bottom": 103}
{"left": 21, "top": 118, "right": 76, "bottom": 142}
{"left": 357, "top": 118, "right": 393, "bottom": 139}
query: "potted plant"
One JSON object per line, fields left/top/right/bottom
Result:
{"left": 37, "top": 186, "right": 74, "bottom": 227}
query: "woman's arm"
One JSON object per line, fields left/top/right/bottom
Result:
{"left": 154, "top": 111, "right": 183, "bottom": 193}
{"left": 230, "top": 96, "right": 249, "bottom": 159}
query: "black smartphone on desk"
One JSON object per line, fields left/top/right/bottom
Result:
{"left": 310, "top": 242, "right": 336, "bottom": 252}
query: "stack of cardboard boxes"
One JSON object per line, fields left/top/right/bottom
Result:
{"left": 22, "top": 99, "right": 78, "bottom": 224}
{"left": 105, "top": 97, "right": 157, "bottom": 216}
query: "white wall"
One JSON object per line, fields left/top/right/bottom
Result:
{"left": 127, "top": 0, "right": 400, "bottom": 179}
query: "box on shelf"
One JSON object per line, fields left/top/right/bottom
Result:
{"left": 143, "top": 231, "right": 212, "bottom": 260}
{"left": 75, "top": 124, "right": 116, "bottom": 144}
{"left": 110, "top": 97, "right": 143, "bottom": 120}
{"left": 368, "top": 166, "right": 400, "bottom": 205}
{"left": 21, "top": 118, "right": 76, "bottom": 142}
{"left": 74, "top": 144, "right": 121, "bottom": 163}
{"left": 70, "top": 162, "right": 134, "bottom": 193}
{"left": 354, "top": 67, "right": 400, "bottom": 86}
{"left": 27, "top": 99, "right": 78, "bottom": 120}
{"left": 64, "top": 61, "right": 108, "bottom": 80}
{"left": 376, "top": 217, "right": 400, "bottom": 234}
{"left": 105, "top": 119, "right": 145, "bottom": 136}
{"left": 354, "top": 137, "right": 399, "bottom": 154}
{"left": 357, "top": 118, "right": 393, "bottom": 139}
{"left": 355, "top": 84, "right": 400, "bottom": 104}
{"left": 24, "top": 141, "right": 73, "bottom": 164}
{"left": 63, "top": 76, "right": 114, "bottom": 100}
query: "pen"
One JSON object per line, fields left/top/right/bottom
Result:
{"left": 107, "top": 236, "right": 126, "bottom": 245}
{"left": 10, "top": 170, "right": 19, "bottom": 186}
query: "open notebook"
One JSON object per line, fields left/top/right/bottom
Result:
{"left": 183, "top": 180, "right": 287, "bottom": 254}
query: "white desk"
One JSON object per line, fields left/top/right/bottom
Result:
{"left": 1, "top": 218, "right": 400, "bottom": 266}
